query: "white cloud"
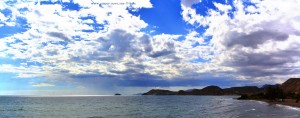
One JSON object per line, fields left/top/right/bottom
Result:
{"left": 0, "top": 40, "right": 7, "bottom": 52}
{"left": 82, "top": 19, "right": 94, "bottom": 24}
{"left": 213, "top": 2, "right": 232, "bottom": 12}
{"left": 31, "top": 83, "right": 55, "bottom": 87}
{"left": 0, "top": 64, "right": 44, "bottom": 78}
{"left": 0, "top": 12, "right": 6, "bottom": 21}
{"left": 180, "top": 0, "right": 300, "bottom": 83}
{"left": 0, "top": 1, "right": 23, "bottom": 27}
{"left": 181, "top": 0, "right": 201, "bottom": 8}
{"left": 1, "top": 0, "right": 300, "bottom": 90}
{"left": 73, "top": 0, "right": 152, "bottom": 9}
{"left": 0, "top": 1, "right": 6, "bottom": 10}
{"left": 0, "top": 0, "right": 232, "bottom": 86}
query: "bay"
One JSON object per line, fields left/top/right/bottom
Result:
{"left": 1, "top": 96, "right": 300, "bottom": 118}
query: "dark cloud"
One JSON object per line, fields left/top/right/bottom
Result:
{"left": 148, "top": 38, "right": 176, "bottom": 58}
{"left": 73, "top": 74, "right": 252, "bottom": 88}
{"left": 64, "top": 64, "right": 251, "bottom": 88}
{"left": 109, "top": 69, "right": 139, "bottom": 75}
{"left": 148, "top": 50, "right": 174, "bottom": 58}
{"left": 124, "top": 62, "right": 146, "bottom": 70}
{"left": 34, "top": 10, "right": 42, "bottom": 16}
{"left": 226, "top": 47, "right": 300, "bottom": 67}
{"left": 70, "top": 73, "right": 116, "bottom": 79}
{"left": 46, "top": 49, "right": 58, "bottom": 56}
{"left": 67, "top": 29, "right": 140, "bottom": 63}
{"left": 95, "top": 29, "right": 150, "bottom": 61}
{"left": 47, "top": 32, "right": 73, "bottom": 43}
{"left": 138, "top": 34, "right": 153, "bottom": 53}
{"left": 225, "top": 52, "right": 289, "bottom": 67}
{"left": 222, "top": 42, "right": 300, "bottom": 77}
{"left": 218, "top": 19, "right": 300, "bottom": 79}
{"left": 68, "top": 29, "right": 181, "bottom": 65}
{"left": 224, "top": 30, "right": 289, "bottom": 48}
{"left": 236, "top": 66, "right": 299, "bottom": 77}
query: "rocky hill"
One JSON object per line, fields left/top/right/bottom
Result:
{"left": 223, "top": 86, "right": 261, "bottom": 95}
{"left": 281, "top": 78, "right": 300, "bottom": 93}
{"left": 143, "top": 85, "right": 260, "bottom": 95}
{"left": 191, "top": 86, "right": 224, "bottom": 95}
{"left": 142, "top": 89, "right": 176, "bottom": 95}
{"left": 142, "top": 78, "right": 300, "bottom": 96}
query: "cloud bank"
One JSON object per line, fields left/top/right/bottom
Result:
{"left": 0, "top": 0, "right": 300, "bottom": 94}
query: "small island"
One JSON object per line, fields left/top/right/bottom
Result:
{"left": 114, "top": 93, "right": 121, "bottom": 96}
{"left": 142, "top": 78, "right": 300, "bottom": 108}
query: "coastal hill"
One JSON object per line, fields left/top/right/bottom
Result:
{"left": 223, "top": 86, "right": 261, "bottom": 95}
{"left": 281, "top": 78, "right": 300, "bottom": 93}
{"left": 171, "top": 86, "right": 224, "bottom": 95}
{"left": 191, "top": 86, "right": 224, "bottom": 95}
{"left": 143, "top": 86, "right": 263, "bottom": 96}
{"left": 142, "top": 89, "right": 176, "bottom": 95}
{"left": 142, "top": 78, "right": 300, "bottom": 95}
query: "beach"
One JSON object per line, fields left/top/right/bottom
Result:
{"left": 257, "top": 99, "right": 300, "bottom": 108}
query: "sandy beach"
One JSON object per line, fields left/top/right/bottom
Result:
{"left": 257, "top": 99, "right": 300, "bottom": 108}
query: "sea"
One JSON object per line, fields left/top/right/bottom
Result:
{"left": 1, "top": 95, "right": 300, "bottom": 118}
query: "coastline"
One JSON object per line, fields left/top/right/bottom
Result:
{"left": 253, "top": 99, "right": 300, "bottom": 108}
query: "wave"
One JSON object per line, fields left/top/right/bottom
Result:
{"left": 245, "top": 108, "right": 256, "bottom": 112}
{"left": 0, "top": 108, "right": 24, "bottom": 111}
{"left": 275, "top": 104, "right": 300, "bottom": 111}
{"left": 255, "top": 101, "right": 268, "bottom": 105}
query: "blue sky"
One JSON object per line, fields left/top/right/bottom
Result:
{"left": 1, "top": 0, "right": 300, "bottom": 95}
{"left": 131, "top": 0, "right": 189, "bottom": 35}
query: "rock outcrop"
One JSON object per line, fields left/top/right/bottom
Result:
{"left": 142, "top": 89, "right": 176, "bottom": 95}
{"left": 281, "top": 78, "right": 300, "bottom": 93}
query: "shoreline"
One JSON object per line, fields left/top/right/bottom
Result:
{"left": 253, "top": 99, "right": 300, "bottom": 108}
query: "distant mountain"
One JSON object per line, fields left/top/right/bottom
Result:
{"left": 191, "top": 86, "right": 223, "bottom": 95}
{"left": 143, "top": 85, "right": 260, "bottom": 95}
{"left": 223, "top": 86, "right": 261, "bottom": 95}
{"left": 281, "top": 78, "right": 300, "bottom": 93}
{"left": 142, "top": 89, "right": 176, "bottom": 95}
{"left": 177, "top": 87, "right": 221, "bottom": 95}
{"left": 261, "top": 84, "right": 280, "bottom": 92}
{"left": 142, "top": 78, "right": 300, "bottom": 96}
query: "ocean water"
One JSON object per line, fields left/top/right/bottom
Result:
{"left": 1, "top": 96, "right": 300, "bottom": 118}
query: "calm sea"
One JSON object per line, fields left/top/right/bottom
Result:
{"left": 0, "top": 96, "right": 300, "bottom": 118}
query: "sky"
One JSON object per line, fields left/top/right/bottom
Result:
{"left": 0, "top": 0, "right": 300, "bottom": 95}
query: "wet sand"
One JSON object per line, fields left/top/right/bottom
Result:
{"left": 257, "top": 99, "right": 300, "bottom": 108}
